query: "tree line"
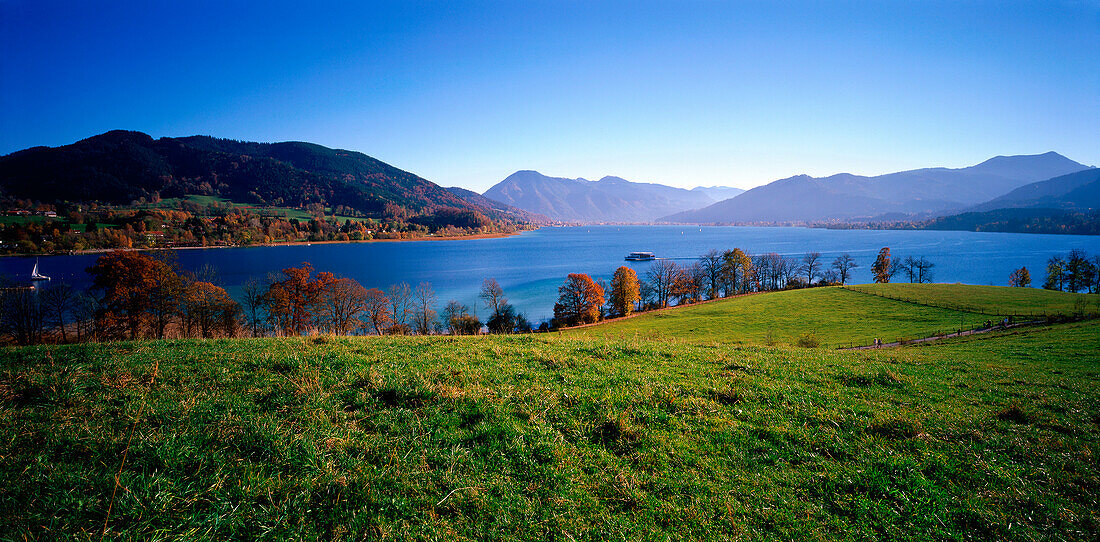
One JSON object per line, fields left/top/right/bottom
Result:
{"left": 1042, "top": 249, "right": 1100, "bottom": 293}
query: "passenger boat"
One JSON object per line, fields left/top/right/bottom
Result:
{"left": 30, "top": 258, "right": 50, "bottom": 281}
{"left": 625, "top": 251, "right": 656, "bottom": 261}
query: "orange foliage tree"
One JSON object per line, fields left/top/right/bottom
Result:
{"left": 554, "top": 273, "right": 605, "bottom": 326}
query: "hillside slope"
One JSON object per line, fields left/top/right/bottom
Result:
{"left": 0, "top": 131, "right": 527, "bottom": 224}
{"left": 3, "top": 320, "right": 1098, "bottom": 539}
{"left": 483, "top": 170, "right": 716, "bottom": 222}
{"left": 663, "top": 152, "right": 1090, "bottom": 223}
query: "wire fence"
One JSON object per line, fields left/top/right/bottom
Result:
{"left": 841, "top": 285, "right": 1100, "bottom": 320}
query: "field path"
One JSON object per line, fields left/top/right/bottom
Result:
{"left": 841, "top": 320, "right": 1042, "bottom": 350}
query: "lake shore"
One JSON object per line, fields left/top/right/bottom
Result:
{"left": 1, "top": 229, "right": 530, "bottom": 258}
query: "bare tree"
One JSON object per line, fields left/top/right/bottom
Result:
{"left": 897, "top": 256, "right": 918, "bottom": 283}
{"left": 799, "top": 252, "right": 822, "bottom": 286}
{"left": 241, "top": 277, "right": 267, "bottom": 337}
{"left": 387, "top": 282, "right": 413, "bottom": 328}
{"left": 40, "top": 283, "right": 77, "bottom": 342}
{"left": 0, "top": 285, "right": 44, "bottom": 345}
{"left": 478, "top": 278, "right": 507, "bottom": 319}
{"left": 646, "top": 260, "right": 681, "bottom": 308}
{"left": 831, "top": 254, "right": 858, "bottom": 285}
{"left": 412, "top": 282, "right": 438, "bottom": 335}
{"left": 700, "top": 250, "right": 724, "bottom": 299}
{"left": 914, "top": 257, "right": 935, "bottom": 284}
{"left": 320, "top": 277, "right": 370, "bottom": 335}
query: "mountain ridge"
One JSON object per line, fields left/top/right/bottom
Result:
{"left": 662, "top": 152, "right": 1090, "bottom": 224}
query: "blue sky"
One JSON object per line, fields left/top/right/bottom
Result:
{"left": 2, "top": 1, "right": 1097, "bottom": 191}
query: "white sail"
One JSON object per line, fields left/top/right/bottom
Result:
{"left": 30, "top": 258, "right": 50, "bottom": 281}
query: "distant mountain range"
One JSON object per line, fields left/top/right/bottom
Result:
{"left": 482, "top": 170, "right": 742, "bottom": 222}
{"left": 662, "top": 152, "right": 1091, "bottom": 224}
{"left": 0, "top": 130, "right": 538, "bottom": 225}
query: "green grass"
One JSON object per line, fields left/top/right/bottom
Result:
{"left": 569, "top": 286, "right": 1019, "bottom": 347}
{"left": 846, "top": 283, "right": 1100, "bottom": 317}
{"left": 2, "top": 319, "right": 1098, "bottom": 540}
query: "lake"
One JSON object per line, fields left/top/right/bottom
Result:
{"left": 3, "top": 226, "right": 1099, "bottom": 324}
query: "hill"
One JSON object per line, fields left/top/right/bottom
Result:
{"left": 3, "top": 317, "right": 1098, "bottom": 539}
{"left": 0, "top": 131, "right": 530, "bottom": 226}
{"left": 482, "top": 170, "right": 716, "bottom": 223}
{"left": 663, "top": 152, "right": 1090, "bottom": 224}
{"left": 690, "top": 185, "right": 745, "bottom": 201}
{"left": 567, "top": 284, "right": 1098, "bottom": 347}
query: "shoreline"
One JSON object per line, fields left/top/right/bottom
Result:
{"left": 0, "top": 229, "right": 532, "bottom": 258}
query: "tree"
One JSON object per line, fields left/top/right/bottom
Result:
{"left": 487, "top": 304, "right": 523, "bottom": 334}
{"left": 184, "top": 281, "right": 239, "bottom": 338}
{"left": 897, "top": 256, "right": 918, "bottom": 283}
{"left": 0, "top": 285, "right": 44, "bottom": 345}
{"left": 40, "top": 282, "right": 77, "bottom": 343}
{"left": 362, "top": 288, "right": 392, "bottom": 334}
{"left": 264, "top": 263, "right": 324, "bottom": 335}
{"left": 608, "top": 266, "right": 641, "bottom": 317}
{"left": 241, "top": 277, "right": 267, "bottom": 337}
{"left": 720, "top": 249, "right": 753, "bottom": 295}
{"left": 646, "top": 260, "right": 681, "bottom": 308}
{"left": 320, "top": 277, "right": 370, "bottom": 335}
{"left": 672, "top": 262, "right": 705, "bottom": 304}
{"left": 387, "top": 282, "right": 413, "bottom": 328}
{"left": 1064, "top": 249, "right": 1091, "bottom": 293}
{"left": 831, "top": 254, "right": 858, "bottom": 285}
{"left": 913, "top": 257, "right": 935, "bottom": 284}
{"left": 1044, "top": 255, "right": 1066, "bottom": 291}
{"left": 553, "top": 273, "right": 604, "bottom": 326}
{"left": 87, "top": 251, "right": 180, "bottom": 339}
{"left": 871, "top": 247, "right": 891, "bottom": 283}
{"left": 412, "top": 282, "right": 438, "bottom": 335}
{"left": 1008, "top": 267, "right": 1031, "bottom": 287}
{"left": 478, "top": 278, "right": 507, "bottom": 319}
{"left": 700, "top": 250, "right": 724, "bottom": 299}
{"left": 799, "top": 252, "right": 822, "bottom": 286}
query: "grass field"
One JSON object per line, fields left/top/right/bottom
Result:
{"left": 1, "top": 316, "right": 1098, "bottom": 540}
{"left": 567, "top": 284, "right": 1099, "bottom": 348}
{"left": 846, "top": 283, "right": 1100, "bottom": 317}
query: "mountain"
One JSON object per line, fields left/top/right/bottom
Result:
{"left": 918, "top": 208, "right": 1100, "bottom": 235}
{"left": 691, "top": 186, "right": 745, "bottom": 201}
{"left": 482, "top": 171, "right": 716, "bottom": 223}
{"left": 663, "top": 152, "right": 1090, "bottom": 224}
{"left": 0, "top": 130, "right": 529, "bottom": 224}
{"left": 966, "top": 168, "right": 1100, "bottom": 212}
{"left": 444, "top": 186, "right": 549, "bottom": 223}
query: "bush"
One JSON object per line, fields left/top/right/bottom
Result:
{"left": 796, "top": 331, "right": 820, "bottom": 348}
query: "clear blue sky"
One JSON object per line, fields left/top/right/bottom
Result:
{"left": 2, "top": 1, "right": 1097, "bottom": 191}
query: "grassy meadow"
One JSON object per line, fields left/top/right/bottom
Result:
{"left": 1, "top": 284, "right": 1098, "bottom": 540}
{"left": 568, "top": 284, "right": 1098, "bottom": 347}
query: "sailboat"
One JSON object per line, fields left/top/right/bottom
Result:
{"left": 30, "top": 258, "right": 50, "bottom": 281}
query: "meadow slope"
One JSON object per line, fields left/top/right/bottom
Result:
{"left": 1, "top": 317, "right": 1098, "bottom": 540}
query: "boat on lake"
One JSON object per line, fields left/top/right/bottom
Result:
{"left": 30, "top": 259, "right": 50, "bottom": 281}
{"left": 625, "top": 251, "right": 656, "bottom": 261}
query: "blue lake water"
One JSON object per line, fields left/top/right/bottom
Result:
{"left": 3, "top": 226, "right": 1099, "bottom": 323}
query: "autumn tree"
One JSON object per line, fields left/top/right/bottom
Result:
{"left": 264, "top": 263, "right": 325, "bottom": 335}
{"left": 720, "top": 249, "right": 753, "bottom": 295}
{"left": 87, "top": 251, "right": 181, "bottom": 339}
{"left": 442, "top": 300, "right": 480, "bottom": 334}
{"left": 831, "top": 254, "right": 858, "bottom": 285}
{"left": 1008, "top": 267, "right": 1031, "bottom": 287}
{"left": 184, "top": 281, "right": 240, "bottom": 338}
{"left": 672, "top": 262, "right": 705, "bottom": 304}
{"left": 554, "top": 273, "right": 605, "bottom": 326}
{"left": 363, "top": 288, "right": 392, "bottom": 334}
{"left": 871, "top": 247, "right": 891, "bottom": 283}
{"left": 608, "top": 266, "right": 641, "bottom": 317}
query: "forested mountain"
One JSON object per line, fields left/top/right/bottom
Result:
{"left": 482, "top": 170, "right": 717, "bottom": 222}
{"left": 0, "top": 130, "right": 533, "bottom": 225}
{"left": 662, "top": 152, "right": 1090, "bottom": 224}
